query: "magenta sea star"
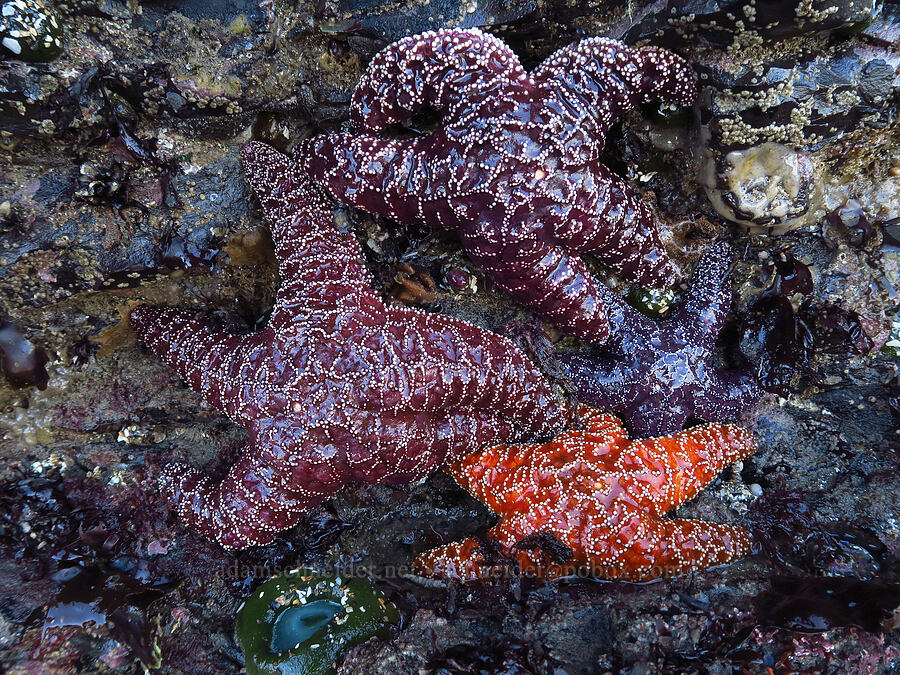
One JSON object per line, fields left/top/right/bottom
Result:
{"left": 558, "top": 242, "right": 762, "bottom": 438}
{"left": 130, "top": 142, "right": 564, "bottom": 549}
{"left": 296, "top": 28, "right": 698, "bottom": 343}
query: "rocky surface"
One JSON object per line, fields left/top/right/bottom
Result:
{"left": 0, "top": 0, "right": 898, "bottom": 673}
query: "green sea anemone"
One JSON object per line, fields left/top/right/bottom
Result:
{"left": 236, "top": 569, "right": 400, "bottom": 675}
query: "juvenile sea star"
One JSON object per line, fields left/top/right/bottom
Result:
{"left": 558, "top": 242, "right": 762, "bottom": 438}
{"left": 130, "top": 142, "right": 564, "bottom": 549}
{"left": 413, "top": 406, "right": 756, "bottom": 582}
{"left": 296, "top": 28, "right": 697, "bottom": 343}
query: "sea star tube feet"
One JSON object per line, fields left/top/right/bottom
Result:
{"left": 130, "top": 142, "right": 565, "bottom": 549}
{"left": 296, "top": 28, "right": 697, "bottom": 343}
{"left": 413, "top": 406, "right": 757, "bottom": 582}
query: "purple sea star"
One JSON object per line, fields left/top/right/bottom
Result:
{"left": 295, "top": 28, "right": 697, "bottom": 343}
{"left": 130, "top": 142, "right": 564, "bottom": 549}
{"left": 558, "top": 242, "right": 762, "bottom": 438}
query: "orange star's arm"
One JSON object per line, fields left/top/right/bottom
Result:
{"left": 448, "top": 408, "right": 626, "bottom": 513}
{"left": 590, "top": 515, "right": 752, "bottom": 582}
{"left": 412, "top": 516, "right": 572, "bottom": 582}
{"left": 614, "top": 423, "right": 756, "bottom": 515}
{"left": 446, "top": 442, "right": 520, "bottom": 508}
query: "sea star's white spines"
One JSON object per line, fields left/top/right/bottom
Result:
{"left": 535, "top": 38, "right": 698, "bottom": 135}
{"left": 158, "top": 444, "right": 314, "bottom": 549}
{"left": 296, "top": 30, "right": 694, "bottom": 341}
{"left": 134, "top": 141, "right": 566, "bottom": 549}
{"left": 611, "top": 517, "right": 752, "bottom": 579}
{"left": 631, "top": 45, "right": 699, "bottom": 106}
{"left": 414, "top": 407, "right": 757, "bottom": 581}
{"left": 674, "top": 241, "right": 734, "bottom": 351}
{"left": 692, "top": 369, "right": 762, "bottom": 424}
{"left": 350, "top": 28, "right": 526, "bottom": 133}
{"left": 458, "top": 229, "right": 613, "bottom": 343}
{"left": 567, "top": 166, "right": 677, "bottom": 286}
{"left": 612, "top": 423, "right": 757, "bottom": 512}
{"left": 557, "top": 243, "right": 761, "bottom": 437}
{"left": 242, "top": 141, "right": 375, "bottom": 292}
{"left": 130, "top": 306, "right": 277, "bottom": 426}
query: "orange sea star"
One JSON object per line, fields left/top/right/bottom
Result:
{"left": 414, "top": 406, "right": 756, "bottom": 582}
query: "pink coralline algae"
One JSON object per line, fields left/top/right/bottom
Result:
{"left": 559, "top": 242, "right": 762, "bottom": 438}
{"left": 130, "top": 142, "right": 564, "bottom": 549}
{"left": 296, "top": 28, "right": 697, "bottom": 343}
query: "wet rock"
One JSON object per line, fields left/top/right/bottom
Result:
{"left": 696, "top": 44, "right": 899, "bottom": 153}
{"left": 0, "top": 147, "right": 250, "bottom": 307}
{"left": 0, "top": 1, "right": 899, "bottom": 673}
{"left": 623, "top": 0, "right": 880, "bottom": 46}
{"left": 0, "top": 0, "right": 63, "bottom": 62}
{"left": 0, "top": 0, "right": 346, "bottom": 138}
{"left": 330, "top": 0, "right": 538, "bottom": 41}
{"left": 650, "top": 0, "right": 900, "bottom": 232}
{"left": 754, "top": 576, "right": 900, "bottom": 633}
{"left": 693, "top": 38, "right": 899, "bottom": 231}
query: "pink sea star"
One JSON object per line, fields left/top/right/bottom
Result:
{"left": 130, "top": 142, "right": 564, "bottom": 549}
{"left": 296, "top": 28, "right": 697, "bottom": 343}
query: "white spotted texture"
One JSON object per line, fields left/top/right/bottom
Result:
{"left": 296, "top": 28, "right": 698, "bottom": 343}
{"left": 131, "top": 142, "right": 565, "bottom": 549}
{"left": 414, "top": 406, "right": 756, "bottom": 582}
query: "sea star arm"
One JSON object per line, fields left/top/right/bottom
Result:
{"left": 159, "top": 453, "right": 306, "bottom": 549}
{"left": 533, "top": 38, "right": 697, "bottom": 142}
{"left": 578, "top": 421, "right": 756, "bottom": 580}
{"left": 448, "top": 408, "right": 625, "bottom": 510}
{"left": 130, "top": 306, "right": 277, "bottom": 425}
{"left": 692, "top": 368, "right": 762, "bottom": 424}
{"left": 614, "top": 423, "right": 757, "bottom": 513}
{"left": 672, "top": 241, "right": 734, "bottom": 351}
{"left": 294, "top": 28, "right": 525, "bottom": 225}
{"left": 412, "top": 514, "right": 752, "bottom": 582}
{"left": 348, "top": 28, "right": 525, "bottom": 132}
{"left": 368, "top": 314, "right": 564, "bottom": 437}
{"left": 487, "top": 509, "right": 750, "bottom": 581}
{"left": 241, "top": 142, "right": 374, "bottom": 296}
{"left": 621, "top": 394, "right": 692, "bottom": 439}
{"left": 556, "top": 353, "right": 645, "bottom": 415}
{"left": 571, "top": 168, "right": 678, "bottom": 287}
{"left": 362, "top": 408, "right": 551, "bottom": 486}
{"left": 159, "top": 420, "right": 345, "bottom": 549}
{"left": 594, "top": 515, "right": 753, "bottom": 581}
{"left": 297, "top": 133, "right": 433, "bottom": 226}
{"left": 458, "top": 231, "right": 613, "bottom": 342}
